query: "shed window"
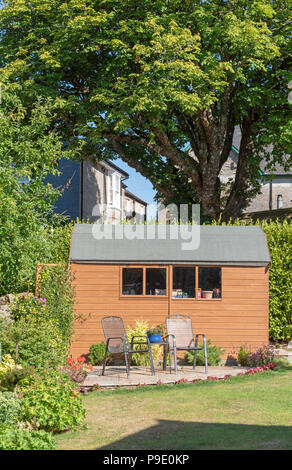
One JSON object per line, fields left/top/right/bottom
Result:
{"left": 146, "top": 268, "right": 166, "bottom": 296}
{"left": 172, "top": 267, "right": 196, "bottom": 298}
{"left": 122, "top": 268, "right": 143, "bottom": 295}
{"left": 198, "top": 267, "right": 222, "bottom": 299}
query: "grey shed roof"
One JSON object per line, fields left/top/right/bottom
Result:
{"left": 70, "top": 225, "right": 271, "bottom": 267}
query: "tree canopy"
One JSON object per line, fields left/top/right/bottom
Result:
{"left": 0, "top": 0, "right": 291, "bottom": 219}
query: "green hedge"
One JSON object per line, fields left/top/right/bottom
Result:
{"left": 262, "top": 220, "right": 292, "bottom": 341}
{"left": 211, "top": 218, "right": 292, "bottom": 342}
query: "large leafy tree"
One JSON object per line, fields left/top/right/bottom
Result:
{"left": 0, "top": 93, "right": 73, "bottom": 295}
{"left": 0, "top": 0, "right": 291, "bottom": 219}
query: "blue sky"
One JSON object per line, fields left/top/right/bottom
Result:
{"left": 114, "top": 158, "right": 158, "bottom": 220}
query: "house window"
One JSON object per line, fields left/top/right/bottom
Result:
{"left": 146, "top": 268, "right": 166, "bottom": 296}
{"left": 114, "top": 174, "right": 120, "bottom": 208}
{"left": 198, "top": 267, "right": 221, "bottom": 299}
{"left": 122, "top": 268, "right": 143, "bottom": 295}
{"left": 172, "top": 267, "right": 196, "bottom": 298}
{"left": 277, "top": 194, "right": 283, "bottom": 209}
{"left": 108, "top": 172, "right": 121, "bottom": 208}
{"left": 108, "top": 174, "right": 113, "bottom": 205}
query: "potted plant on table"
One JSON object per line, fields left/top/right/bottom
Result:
{"left": 146, "top": 326, "right": 165, "bottom": 344}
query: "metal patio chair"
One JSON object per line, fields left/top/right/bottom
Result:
{"left": 165, "top": 315, "right": 208, "bottom": 375}
{"left": 101, "top": 316, "right": 155, "bottom": 379}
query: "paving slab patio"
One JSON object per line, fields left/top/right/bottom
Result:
{"left": 82, "top": 364, "right": 248, "bottom": 388}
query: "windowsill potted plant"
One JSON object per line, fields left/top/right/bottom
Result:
{"left": 146, "top": 326, "right": 164, "bottom": 343}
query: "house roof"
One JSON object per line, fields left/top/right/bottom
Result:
{"left": 70, "top": 224, "right": 270, "bottom": 266}
{"left": 100, "top": 160, "right": 129, "bottom": 178}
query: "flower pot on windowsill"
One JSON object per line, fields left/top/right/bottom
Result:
{"left": 202, "top": 290, "right": 213, "bottom": 299}
{"left": 148, "top": 334, "right": 162, "bottom": 343}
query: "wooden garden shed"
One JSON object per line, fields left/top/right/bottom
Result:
{"left": 69, "top": 224, "right": 271, "bottom": 360}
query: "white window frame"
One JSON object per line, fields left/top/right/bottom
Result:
{"left": 108, "top": 171, "right": 121, "bottom": 210}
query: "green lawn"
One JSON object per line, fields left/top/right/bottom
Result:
{"left": 56, "top": 366, "right": 292, "bottom": 450}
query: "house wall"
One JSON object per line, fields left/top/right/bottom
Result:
{"left": 218, "top": 151, "right": 292, "bottom": 212}
{"left": 219, "top": 150, "right": 238, "bottom": 182}
{"left": 44, "top": 158, "right": 81, "bottom": 220}
{"left": 70, "top": 264, "right": 269, "bottom": 360}
{"left": 122, "top": 192, "right": 147, "bottom": 222}
{"left": 246, "top": 177, "right": 292, "bottom": 212}
{"left": 82, "top": 159, "right": 124, "bottom": 222}
{"left": 82, "top": 158, "right": 107, "bottom": 222}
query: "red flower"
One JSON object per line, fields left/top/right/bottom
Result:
{"left": 77, "top": 356, "right": 86, "bottom": 363}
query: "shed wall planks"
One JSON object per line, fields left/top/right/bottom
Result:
{"left": 70, "top": 264, "right": 269, "bottom": 359}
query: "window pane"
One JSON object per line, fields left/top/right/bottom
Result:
{"left": 108, "top": 174, "right": 113, "bottom": 204}
{"left": 146, "top": 268, "right": 166, "bottom": 296}
{"left": 198, "top": 267, "right": 221, "bottom": 299}
{"left": 172, "top": 267, "right": 196, "bottom": 298}
{"left": 114, "top": 174, "right": 120, "bottom": 208}
{"left": 122, "top": 268, "right": 143, "bottom": 295}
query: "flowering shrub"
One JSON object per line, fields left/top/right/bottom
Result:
{"left": 246, "top": 345, "right": 275, "bottom": 368}
{"left": 18, "top": 370, "right": 85, "bottom": 432}
{"left": 64, "top": 356, "right": 93, "bottom": 383}
{"left": 172, "top": 362, "right": 276, "bottom": 386}
{"left": 175, "top": 378, "right": 189, "bottom": 384}
{"left": 1, "top": 292, "right": 68, "bottom": 370}
{"left": 237, "top": 344, "right": 276, "bottom": 368}
{"left": 10, "top": 293, "right": 49, "bottom": 323}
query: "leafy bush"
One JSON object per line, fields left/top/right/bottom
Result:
{"left": 127, "top": 320, "right": 162, "bottom": 366}
{"left": 184, "top": 340, "right": 224, "bottom": 366}
{"left": 0, "top": 355, "right": 22, "bottom": 380}
{"left": 37, "top": 264, "right": 75, "bottom": 344}
{"left": 246, "top": 344, "right": 275, "bottom": 367}
{"left": 0, "top": 366, "right": 35, "bottom": 393}
{"left": 18, "top": 370, "right": 85, "bottom": 432}
{"left": 237, "top": 345, "right": 249, "bottom": 366}
{"left": 10, "top": 293, "right": 49, "bottom": 322}
{"left": 0, "top": 426, "right": 56, "bottom": 450}
{"left": 0, "top": 355, "right": 30, "bottom": 392}
{"left": 89, "top": 342, "right": 112, "bottom": 365}
{"left": 1, "top": 318, "right": 66, "bottom": 370}
{"left": 0, "top": 268, "right": 74, "bottom": 370}
{"left": 0, "top": 392, "right": 21, "bottom": 425}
